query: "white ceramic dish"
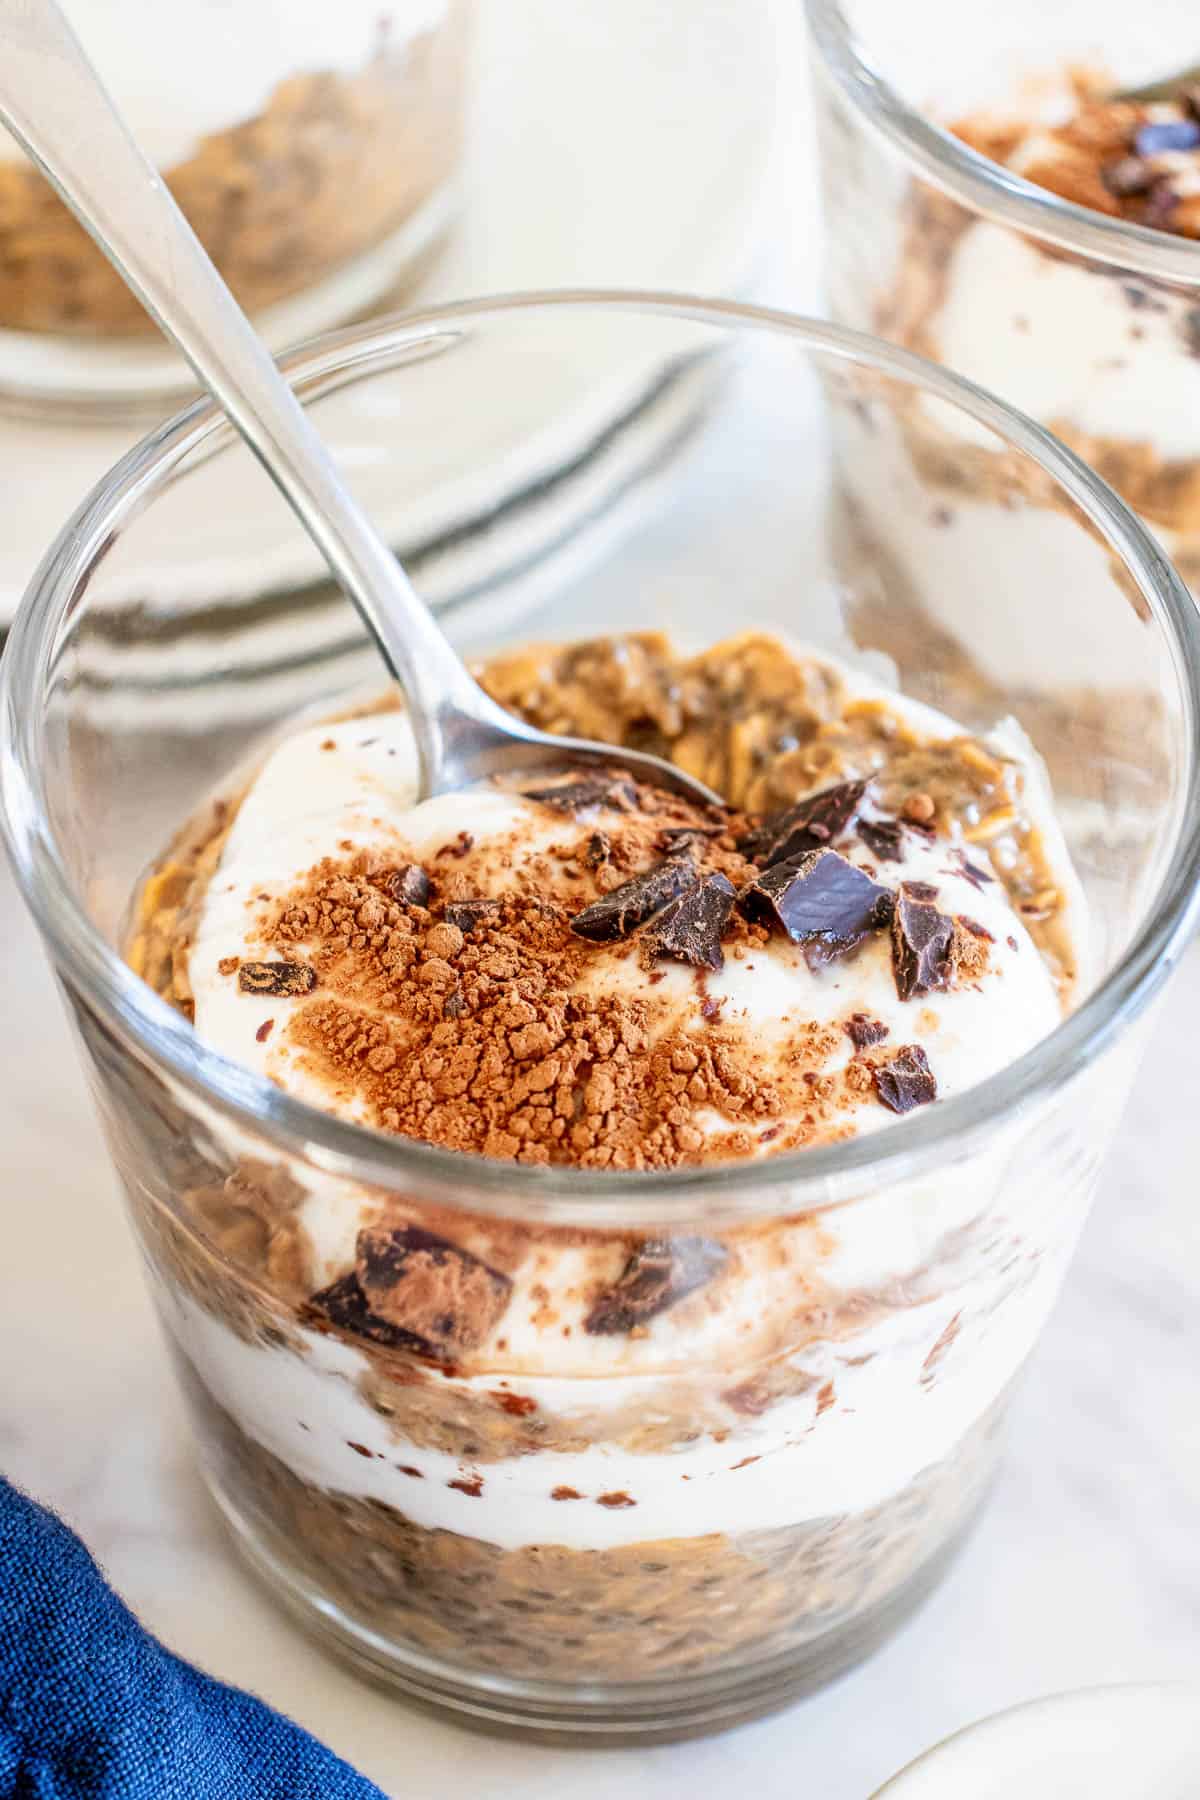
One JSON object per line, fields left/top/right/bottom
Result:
{"left": 874, "top": 1685, "right": 1200, "bottom": 1798}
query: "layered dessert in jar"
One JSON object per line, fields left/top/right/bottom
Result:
{"left": 878, "top": 70, "right": 1200, "bottom": 589}
{"left": 0, "top": 0, "right": 468, "bottom": 338}
{"left": 124, "top": 630, "right": 1089, "bottom": 1690}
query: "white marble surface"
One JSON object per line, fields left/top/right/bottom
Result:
{"left": 4, "top": 12, "right": 1200, "bottom": 1798}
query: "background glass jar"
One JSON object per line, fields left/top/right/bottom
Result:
{"left": 2, "top": 297, "right": 1198, "bottom": 1740}
{"left": 0, "top": 0, "right": 469, "bottom": 411}
{"left": 805, "top": 0, "right": 1200, "bottom": 596}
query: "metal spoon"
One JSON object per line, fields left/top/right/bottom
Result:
{"left": 0, "top": 0, "right": 720, "bottom": 809}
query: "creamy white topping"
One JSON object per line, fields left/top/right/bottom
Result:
{"left": 189, "top": 689, "right": 1061, "bottom": 1172}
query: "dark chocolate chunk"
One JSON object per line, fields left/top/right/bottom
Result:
{"left": 891, "top": 881, "right": 955, "bottom": 1000}
{"left": 737, "top": 779, "right": 866, "bottom": 868}
{"left": 646, "top": 872, "right": 736, "bottom": 971}
{"left": 584, "top": 831, "right": 611, "bottom": 866}
{"left": 1102, "top": 154, "right": 1157, "bottom": 198}
{"left": 845, "top": 1012, "right": 890, "bottom": 1049}
{"left": 521, "top": 772, "right": 637, "bottom": 813}
{"left": 237, "top": 960, "right": 317, "bottom": 997}
{"left": 445, "top": 898, "right": 502, "bottom": 934}
{"left": 585, "top": 1236, "right": 729, "bottom": 1335}
{"left": 857, "top": 817, "right": 906, "bottom": 863}
{"left": 657, "top": 824, "right": 724, "bottom": 854}
{"left": 570, "top": 857, "right": 696, "bottom": 943}
{"left": 356, "top": 1225, "right": 511, "bottom": 1353}
{"left": 306, "top": 1272, "right": 427, "bottom": 1353}
{"left": 389, "top": 864, "right": 430, "bottom": 907}
{"left": 738, "top": 848, "right": 893, "bottom": 964}
{"left": 1135, "top": 119, "right": 1200, "bottom": 156}
{"left": 873, "top": 1045, "right": 938, "bottom": 1115}
{"left": 958, "top": 915, "right": 994, "bottom": 942}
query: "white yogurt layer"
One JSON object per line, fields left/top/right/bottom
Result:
{"left": 931, "top": 219, "right": 1200, "bottom": 463}
{"left": 171, "top": 650, "right": 1084, "bottom": 1549}
{"left": 14, "top": 0, "right": 448, "bottom": 172}
{"left": 165, "top": 1189, "right": 1083, "bottom": 1552}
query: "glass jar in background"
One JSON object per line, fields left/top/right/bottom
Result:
{"left": 2, "top": 297, "right": 1199, "bottom": 1739}
{"left": 805, "top": 0, "right": 1200, "bottom": 595}
{"left": 0, "top": 0, "right": 469, "bottom": 410}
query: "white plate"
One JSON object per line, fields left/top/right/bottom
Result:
{"left": 874, "top": 1685, "right": 1200, "bottom": 1799}
{"left": 0, "top": 0, "right": 784, "bottom": 627}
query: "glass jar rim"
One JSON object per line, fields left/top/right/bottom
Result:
{"left": 805, "top": 0, "right": 1200, "bottom": 285}
{"left": 3, "top": 288, "right": 1199, "bottom": 1224}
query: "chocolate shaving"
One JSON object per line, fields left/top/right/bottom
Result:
{"left": 570, "top": 857, "right": 696, "bottom": 943}
{"left": 389, "top": 864, "right": 431, "bottom": 907}
{"left": 237, "top": 960, "right": 317, "bottom": 997}
{"left": 657, "top": 824, "right": 724, "bottom": 854}
{"left": 857, "top": 818, "right": 906, "bottom": 863}
{"left": 646, "top": 872, "right": 735, "bottom": 971}
{"left": 585, "top": 1236, "right": 729, "bottom": 1335}
{"left": 737, "top": 779, "right": 866, "bottom": 868}
{"left": 521, "top": 772, "right": 637, "bottom": 813}
{"left": 584, "top": 831, "right": 611, "bottom": 866}
{"left": 356, "top": 1225, "right": 511, "bottom": 1353}
{"left": 444, "top": 898, "right": 501, "bottom": 934}
{"left": 947, "top": 848, "right": 994, "bottom": 891}
{"left": 891, "top": 881, "right": 955, "bottom": 1000}
{"left": 1102, "top": 154, "right": 1156, "bottom": 198}
{"left": 873, "top": 1045, "right": 938, "bottom": 1115}
{"left": 437, "top": 832, "right": 474, "bottom": 859}
{"left": 845, "top": 1013, "right": 889, "bottom": 1049}
{"left": 957, "top": 915, "right": 994, "bottom": 942}
{"left": 738, "top": 848, "right": 893, "bottom": 964}
{"left": 306, "top": 1272, "right": 427, "bottom": 1353}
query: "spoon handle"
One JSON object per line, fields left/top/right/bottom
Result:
{"left": 0, "top": 0, "right": 503, "bottom": 795}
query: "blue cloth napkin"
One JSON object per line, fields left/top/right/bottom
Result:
{"left": 0, "top": 1478, "right": 386, "bottom": 1799}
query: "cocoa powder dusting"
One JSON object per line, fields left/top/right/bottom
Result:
{"left": 258, "top": 822, "right": 873, "bottom": 1168}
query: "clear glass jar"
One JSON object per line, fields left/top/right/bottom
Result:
{"left": 2, "top": 296, "right": 1198, "bottom": 1741}
{"left": 805, "top": 0, "right": 1200, "bottom": 595}
{"left": 0, "top": 0, "right": 469, "bottom": 411}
